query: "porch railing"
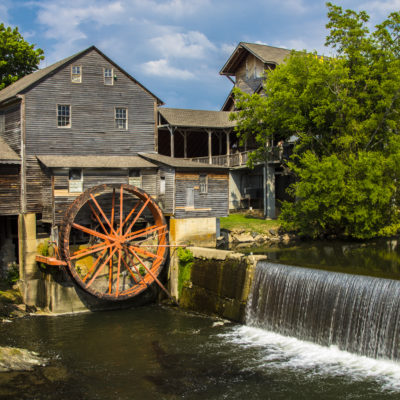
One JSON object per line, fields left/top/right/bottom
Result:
{"left": 186, "top": 147, "right": 285, "bottom": 167}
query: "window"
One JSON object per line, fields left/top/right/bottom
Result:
{"left": 159, "top": 176, "right": 166, "bottom": 195}
{"left": 71, "top": 65, "right": 82, "bottom": 83}
{"left": 199, "top": 174, "right": 208, "bottom": 193}
{"left": 115, "top": 108, "right": 127, "bottom": 129}
{"left": 68, "top": 169, "right": 83, "bottom": 193}
{"left": 104, "top": 68, "right": 114, "bottom": 85}
{"left": 128, "top": 169, "right": 142, "bottom": 188}
{"left": 57, "top": 105, "right": 71, "bottom": 127}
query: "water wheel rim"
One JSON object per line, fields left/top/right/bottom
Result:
{"left": 60, "top": 184, "right": 168, "bottom": 301}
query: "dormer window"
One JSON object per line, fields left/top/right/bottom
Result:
{"left": 71, "top": 65, "right": 82, "bottom": 83}
{"left": 104, "top": 68, "right": 114, "bottom": 85}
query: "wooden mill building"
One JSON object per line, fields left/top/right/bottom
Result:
{"left": 0, "top": 46, "right": 229, "bottom": 305}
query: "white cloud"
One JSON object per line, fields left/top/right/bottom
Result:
{"left": 139, "top": 0, "right": 211, "bottom": 17}
{"left": 0, "top": 1, "right": 11, "bottom": 26}
{"left": 150, "top": 31, "right": 216, "bottom": 59}
{"left": 360, "top": 0, "right": 400, "bottom": 17}
{"left": 142, "top": 59, "right": 194, "bottom": 79}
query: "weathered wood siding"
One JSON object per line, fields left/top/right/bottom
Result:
{"left": 174, "top": 172, "right": 228, "bottom": 219}
{"left": 236, "top": 54, "right": 264, "bottom": 94}
{"left": 158, "top": 166, "right": 175, "bottom": 215}
{"left": 52, "top": 168, "right": 159, "bottom": 224}
{"left": 141, "top": 169, "right": 158, "bottom": 197}
{"left": 20, "top": 48, "right": 158, "bottom": 219}
{"left": 0, "top": 165, "right": 20, "bottom": 215}
{"left": 26, "top": 157, "right": 52, "bottom": 218}
{"left": 1, "top": 103, "right": 21, "bottom": 155}
{"left": 24, "top": 49, "right": 156, "bottom": 156}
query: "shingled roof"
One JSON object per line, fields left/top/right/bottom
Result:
{"left": 220, "top": 42, "right": 291, "bottom": 76}
{"left": 0, "top": 137, "right": 20, "bottom": 163}
{"left": 0, "top": 46, "right": 163, "bottom": 105}
{"left": 158, "top": 107, "right": 235, "bottom": 129}
{"left": 37, "top": 155, "right": 156, "bottom": 169}
{"left": 139, "top": 153, "right": 228, "bottom": 171}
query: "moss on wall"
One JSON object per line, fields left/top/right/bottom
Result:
{"left": 179, "top": 257, "right": 252, "bottom": 322}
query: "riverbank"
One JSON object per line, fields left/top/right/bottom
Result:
{"left": 0, "top": 283, "right": 33, "bottom": 321}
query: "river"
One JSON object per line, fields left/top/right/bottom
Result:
{"left": 1, "top": 304, "right": 400, "bottom": 399}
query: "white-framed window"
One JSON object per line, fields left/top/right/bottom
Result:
{"left": 199, "top": 174, "right": 208, "bottom": 194}
{"left": 57, "top": 105, "right": 71, "bottom": 127}
{"left": 71, "top": 65, "right": 82, "bottom": 83}
{"left": 159, "top": 176, "right": 166, "bottom": 195}
{"left": 104, "top": 68, "right": 114, "bottom": 85}
{"left": 68, "top": 168, "right": 83, "bottom": 193}
{"left": 115, "top": 107, "right": 127, "bottom": 129}
{"left": 128, "top": 169, "right": 142, "bottom": 188}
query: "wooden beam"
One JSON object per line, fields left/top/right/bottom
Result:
{"left": 226, "top": 130, "right": 230, "bottom": 167}
{"left": 207, "top": 130, "right": 212, "bottom": 164}
{"left": 168, "top": 126, "right": 175, "bottom": 157}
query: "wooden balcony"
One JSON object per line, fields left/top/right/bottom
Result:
{"left": 186, "top": 147, "right": 284, "bottom": 167}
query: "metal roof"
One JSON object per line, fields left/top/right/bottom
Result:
{"left": 158, "top": 107, "right": 236, "bottom": 129}
{"left": 138, "top": 153, "right": 229, "bottom": 170}
{"left": 0, "top": 137, "right": 20, "bottom": 163}
{"left": 0, "top": 46, "right": 163, "bottom": 105}
{"left": 220, "top": 42, "right": 291, "bottom": 76}
{"left": 37, "top": 155, "right": 156, "bottom": 169}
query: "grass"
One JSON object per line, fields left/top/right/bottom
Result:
{"left": 220, "top": 212, "right": 280, "bottom": 235}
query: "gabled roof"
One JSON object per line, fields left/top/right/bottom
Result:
{"left": 0, "top": 137, "right": 20, "bottom": 163}
{"left": 139, "top": 153, "right": 229, "bottom": 171}
{"left": 220, "top": 42, "right": 291, "bottom": 76}
{"left": 0, "top": 46, "right": 163, "bottom": 105}
{"left": 37, "top": 155, "right": 156, "bottom": 169}
{"left": 158, "top": 107, "right": 235, "bottom": 129}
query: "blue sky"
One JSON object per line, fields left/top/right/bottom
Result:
{"left": 2, "top": 0, "right": 400, "bottom": 110}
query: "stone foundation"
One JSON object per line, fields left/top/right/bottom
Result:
{"left": 178, "top": 247, "right": 266, "bottom": 322}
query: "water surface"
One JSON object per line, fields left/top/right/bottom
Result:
{"left": 0, "top": 306, "right": 399, "bottom": 399}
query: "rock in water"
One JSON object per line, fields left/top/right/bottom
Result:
{"left": 0, "top": 347, "right": 47, "bottom": 371}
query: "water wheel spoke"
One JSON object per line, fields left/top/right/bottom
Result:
{"left": 70, "top": 242, "right": 114, "bottom": 260}
{"left": 71, "top": 240, "right": 107, "bottom": 258}
{"left": 129, "top": 245, "right": 159, "bottom": 260}
{"left": 88, "top": 202, "right": 110, "bottom": 236}
{"left": 89, "top": 193, "right": 118, "bottom": 236}
{"left": 128, "top": 247, "right": 173, "bottom": 300}
{"left": 114, "top": 249, "right": 122, "bottom": 296}
{"left": 119, "top": 186, "right": 123, "bottom": 234}
{"left": 82, "top": 248, "right": 109, "bottom": 283}
{"left": 120, "top": 249, "right": 140, "bottom": 283}
{"left": 123, "top": 198, "right": 150, "bottom": 237}
{"left": 125, "top": 224, "right": 167, "bottom": 242}
{"left": 71, "top": 223, "right": 112, "bottom": 242}
{"left": 118, "top": 200, "right": 141, "bottom": 235}
{"left": 110, "top": 188, "right": 115, "bottom": 230}
{"left": 86, "top": 246, "right": 118, "bottom": 288}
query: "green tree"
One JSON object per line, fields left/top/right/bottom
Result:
{"left": 0, "top": 23, "right": 44, "bottom": 90}
{"left": 231, "top": 3, "right": 400, "bottom": 239}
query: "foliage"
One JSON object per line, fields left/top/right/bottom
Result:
{"left": 220, "top": 213, "right": 280, "bottom": 234}
{"left": 37, "top": 240, "right": 50, "bottom": 270}
{"left": 5, "top": 263, "right": 19, "bottom": 286}
{"left": 231, "top": 3, "right": 400, "bottom": 239}
{"left": 0, "top": 23, "right": 44, "bottom": 90}
{"left": 177, "top": 248, "right": 194, "bottom": 297}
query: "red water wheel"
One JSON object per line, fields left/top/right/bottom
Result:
{"left": 60, "top": 184, "right": 169, "bottom": 301}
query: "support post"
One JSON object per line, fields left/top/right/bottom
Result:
{"left": 226, "top": 130, "right": 230, "bottom": 167}
{"left": 266, "top": 165, "right": 275, "bottom": 219}
{"left": 208, "top": 130, "right": 212, "bottom": 164}
{"left": 168, "top": 126, "right": 175, "bottom": 158}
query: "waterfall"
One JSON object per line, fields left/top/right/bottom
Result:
{"left": 246, "top": 262, "right": 400, "bottom": 361}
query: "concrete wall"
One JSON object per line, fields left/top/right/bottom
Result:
{"left": 178, "top": 247, "right": 266, "bottom": 322}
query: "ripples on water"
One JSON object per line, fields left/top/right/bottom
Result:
{"left": 0, "top": 306, "right": 399, "bottom": 399}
